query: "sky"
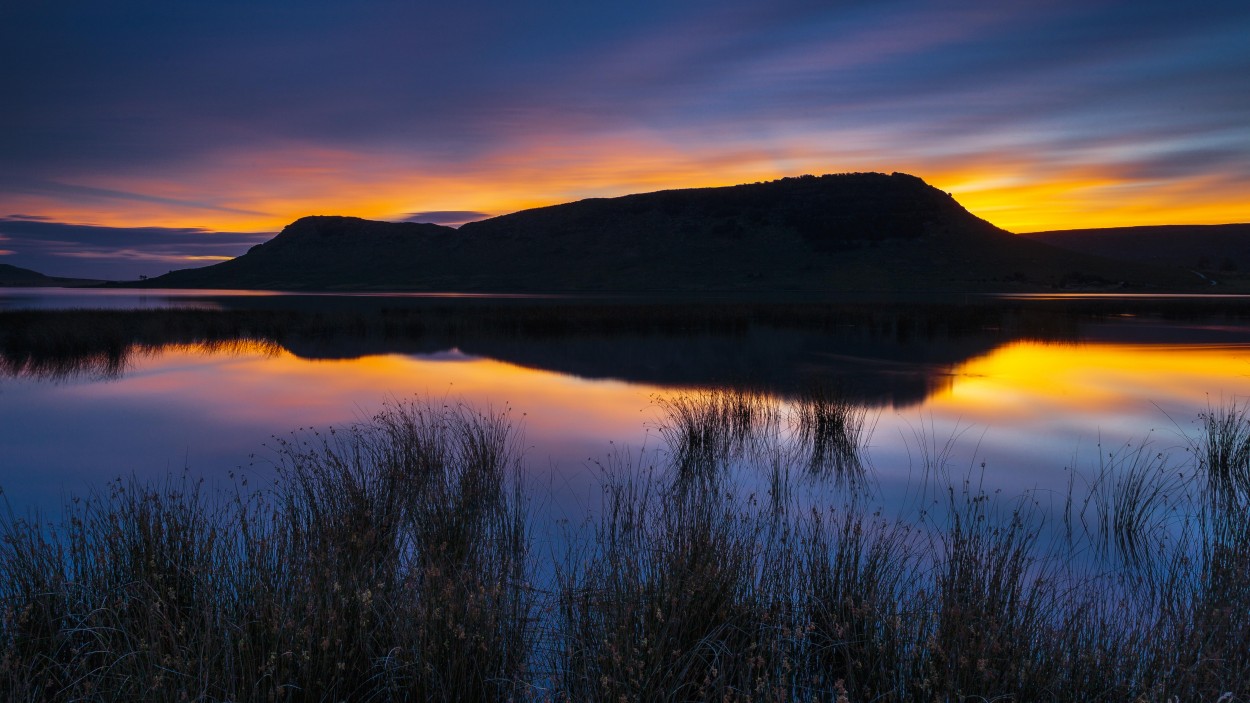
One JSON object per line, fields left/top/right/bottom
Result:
{"left": 1, "top": 0, "right": 1248, "bottom": 279}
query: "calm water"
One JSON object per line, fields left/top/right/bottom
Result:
{"left": 3, "top": 288, "right": 1250, "bottom": 529}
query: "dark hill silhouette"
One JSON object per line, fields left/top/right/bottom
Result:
{"left": 1023, "top": 224, "right": 1250, "bottom": 285}
{"left": 0, "top": 263, "right": 104, "bottom": 287}
{"left": 138, "top": 173, "right": 1197, "bottom": 292}
{"left": 166, "top": 218, "right": 460, "bottom": 291}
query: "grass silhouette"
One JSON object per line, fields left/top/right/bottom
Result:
{"left": 2, "top": 397, "right": 1249, "bottom": 700}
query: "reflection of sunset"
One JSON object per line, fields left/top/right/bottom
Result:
{"left": 69, "top": 335, "right": 1250, "bottom": 445}
{"left": 112, "top": 346, "right": 665, "bottom": 448}
{"left": 855, "top": 339, "right": 1250, "bottom": 501}
{"left": 8, "top": 327, "right": 1250, "bottom": 516}
{"left": 931, "top": 340, "right": 1250, "bottom": 424}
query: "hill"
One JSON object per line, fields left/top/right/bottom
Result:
{"left": 0, "top": 263, "right": 104, "bottom": 287}
{"left": 139, "top": 173, "right": 1198, "bottom": 292}
{"left": 1023, "top": 225, "right": 1250, "bottom": 284}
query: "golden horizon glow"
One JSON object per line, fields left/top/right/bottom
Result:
{"left": 8, "top": 136, "right": 1249, "bottom": 237}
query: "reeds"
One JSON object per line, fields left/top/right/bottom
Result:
{"left": 1069, "top": 441, "right": 1186, "bottom": 569}
{"left": 653, "top": 387, "right": 872, "bottom": 484}
{"left": 792, "top": 386, "right": 872, "bottom": 479}
{"left": 1198, "top": 400, "right": 1250, "bottom": 506}
{"left": 3, "top": 397, "right": 1250, "bottom": 700}
{"left": 552, "top": 458, "right": 797, "bottom": 702}
{"left": 653, "top": 389, "right": 776, "bottom": 478}
{"left": 0, "top": 400, "right": 530, "bottom": 702}
{"left": 799, "top": 508, "right": 919, "bottom": 698}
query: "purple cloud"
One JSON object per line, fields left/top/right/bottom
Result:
{"left": 399, "top": 211, "right": 492, "bottom": 227}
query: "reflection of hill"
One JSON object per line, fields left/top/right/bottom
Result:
{"left": 5, "top": 298, "right": 1248, "bottom": 406}
{"left": 277, "top": 324, "right": 994, "bottom": 407}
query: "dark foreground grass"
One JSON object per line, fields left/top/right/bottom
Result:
{"left": 0, "top": 401, "right": 530, "bottom": 702}
{"left": 3, "top": 398, "right": 1250, "bottom": 701}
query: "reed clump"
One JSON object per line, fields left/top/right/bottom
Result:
{"left": 798, "top": 508, "right": 919, "bottom": 698}
{"left": 653, "top": 389, "right": 776, "bottom": 477}
{"left": 1198, "top": 400, "right": 1250, "bottom": 505}
{"left": 553, "top": 463, "right": 798, "bottom": 702}
{"left": 0, "top": 400, "right": 530, "bottom": 702}
{"left": 792, "top": 386, "right": 871, "bottom": 479}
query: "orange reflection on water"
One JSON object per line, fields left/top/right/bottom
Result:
{"left": 930, "top": 340, "right": 1250, "bottom": 427}
{"left": 109, "top": 345, "right": 667, "bottom": 453}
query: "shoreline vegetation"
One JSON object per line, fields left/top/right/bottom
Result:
{"left": 3, "top": 393, "right": 1249, "bottom": 701}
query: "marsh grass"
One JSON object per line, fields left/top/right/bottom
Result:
{"left": 4, "top": 397, "right": 1250, "bottom": 701}
{"left": 1198, "top": 400, "right": 1250, "bottom": 506}
{"left": 1067, "top": 441, "right": 1187, "bottom": 569}
{"left": 798, "top": 507, "right": 920, "bottom": 698}
{"left": 654, "top": 387, "right": 872, "bottom": 486}
{"left": 922, "top": 482, "right": 1055, "bottom": 698}
{"left": 552, "top": 458, "right": 799, "bottom": 702}
{"left": 0, "top": 400, "right": 530, "bottom": 702}
{"left": 792, "top": 386, "right": 872, "bottom": 480}
{"left": 653, "top": 390, "right": 777, "bottom": 478}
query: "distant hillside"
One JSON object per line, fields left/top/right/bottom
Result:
{"left": 1023, "top": 225, "right": 1250, "bottom": 282}
{"left": 139, "top": 173, "right": 1198, "bottom": 292}
{"left": 0, "top": 263, "right": 103, "bottom": 287}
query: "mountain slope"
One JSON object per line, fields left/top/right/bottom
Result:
{"left": 147, "top": 218, "right": 460, "bottom": 290}
{"left": 142, "top": 173, "right": 1198, "bottom": 292}
{"left": 0, "top": 264, "right": 104, "bottom": 287}
{"left": 1023, "top": 224, "right": 1250, "bottom": 275}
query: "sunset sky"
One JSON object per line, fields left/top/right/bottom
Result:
{"left": 2, "top": 0, "right": 1248, "bottom": 279}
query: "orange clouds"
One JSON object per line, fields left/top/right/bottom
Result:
{"left": 11, "top": 133, "right": 1249, "bottom": 237}
{"left": 934, "top": 167, "right": 1250, "bottom": 233}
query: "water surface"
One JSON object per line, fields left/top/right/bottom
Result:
{"left": 3, "top": 289, "right": 1249, "bottom": 525}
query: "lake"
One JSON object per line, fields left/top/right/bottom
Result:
{"left": 3, "top": 288, "right": 1249, "bottom": 522}
{"left": 5, "top": 287, "right": 1250, "bottom": 698}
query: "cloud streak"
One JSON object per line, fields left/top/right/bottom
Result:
{"left": 0, "top": 0, "right": 1246, "bottom": 263}
{"left": 400, "top": 211, "right": 493, "bottom": 226}
{"left": 1, "top": 178, "right": 270, "bottom": 217}
{"left": 0, "top": 219, "right": 271, "bottom": 280}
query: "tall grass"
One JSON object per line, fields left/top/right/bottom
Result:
{"left": 653, "top": 390, "right": 776, "bottom": 478}
{"left": 792, "top": 386, "right": 872, "bottom": 480}
{"left": 1067, "top": 441, "right": 1186, "bottom": 569}
{"left": 4, "top": 396, "right": 1250, "bottom": 700}
{"left": 653, "top": 387, "right": 872, "bottom": 483}
{"left": 1198, "top": 400, "right": 1250, "bottom": 506}
{"left": 798, "top": 507, "right": 919, "bottom": 698}
{"left": 0, "top": 400, "right": 530, "bottom": 702}
{"left": 552, "top": 458, "right": 798, "bottom": 702}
